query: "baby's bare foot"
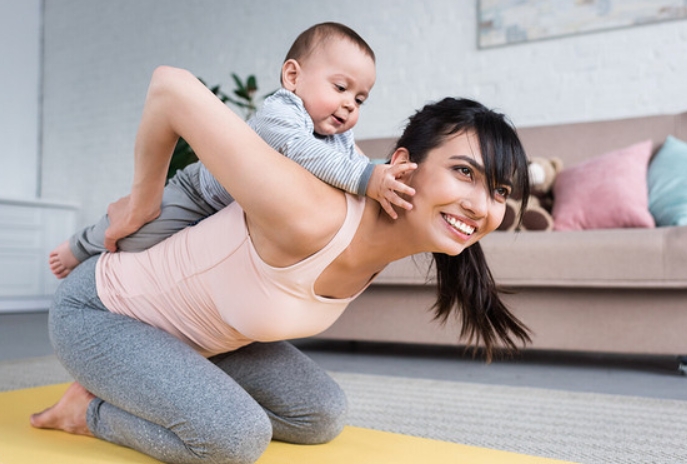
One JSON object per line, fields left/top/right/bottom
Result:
{"left": 49, "top": 240, "right": 80, "bottom": 279}
{"left": 30, "top": 382, "right": 95, "bottom": 436}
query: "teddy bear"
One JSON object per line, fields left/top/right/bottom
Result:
{"left": 498, "top": 157, "right": 563, "bottom": 232}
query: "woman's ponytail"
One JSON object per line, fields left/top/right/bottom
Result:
{"left": 432, "top": 244, "right": 531, "bottom": 362}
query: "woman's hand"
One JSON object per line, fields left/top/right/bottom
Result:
{"left": 103, "top": 195, "right": 161, "bottom": 252}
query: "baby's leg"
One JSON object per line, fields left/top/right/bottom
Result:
{"left": 49, "top": 163, "right": 220, "bottom": 279}
{"left": 49, "top": 241, "right": 82, "bottom": 279}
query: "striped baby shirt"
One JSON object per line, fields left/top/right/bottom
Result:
{"left": 198, "top": 88, "right": 374, "bottom": 210}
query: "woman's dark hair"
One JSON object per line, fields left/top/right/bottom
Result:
{"left": 394, "top": 97, "right": 531, "bottom": 361}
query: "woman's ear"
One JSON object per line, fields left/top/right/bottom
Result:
{"left": 390, "top": 147, "right": 411, "bottom": 166}
{"left": 281, "top": 59, "right": 300, "bottom": 91}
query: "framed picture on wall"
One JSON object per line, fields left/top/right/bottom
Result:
{"left": 478, "top": 0, "right": 687, "bottom": 48}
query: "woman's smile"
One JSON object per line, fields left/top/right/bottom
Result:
{"left": 441, "top": 213, "right": 476, "bottom": 236}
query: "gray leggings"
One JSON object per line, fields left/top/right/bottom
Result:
{"left": 49, "top": 257, "right": 347, "bottom": 464}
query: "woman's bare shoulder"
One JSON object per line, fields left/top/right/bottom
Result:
{"left": 247, "top": 185, "right": 348, "bottom": 267}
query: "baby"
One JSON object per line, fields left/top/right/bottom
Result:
{"left": 50, "top": 22, "right": 414, "bottom": 278}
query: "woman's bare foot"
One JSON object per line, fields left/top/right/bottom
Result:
{"left": 49, "top": 240, "right": 80, "bottom": 279}
{"left": 30, "top": 382, "right": 95, "bottom": 437}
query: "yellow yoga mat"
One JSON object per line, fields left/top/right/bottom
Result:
{"left": 0, "top": 384, "right": 574, "bottom": 464}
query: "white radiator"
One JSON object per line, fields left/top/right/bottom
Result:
{"left": 0, "top": 198, "right": 78, "bottom": 312}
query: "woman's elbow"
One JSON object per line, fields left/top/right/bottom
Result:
{"left": 152, "top": 65, "right": 191, "bottom": 80}
{"left": 148, "top": 66, "right": 194, "bottom": 98}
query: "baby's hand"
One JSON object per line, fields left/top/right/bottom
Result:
{"left": 367, "top": 163, "right": 417, "bottom": 219}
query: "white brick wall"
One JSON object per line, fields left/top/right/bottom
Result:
{"left": 40, "top": 0, "right": 687, "bottom": 226}
{"left": 0, "top": 0, "right": 41, "bottom": 200}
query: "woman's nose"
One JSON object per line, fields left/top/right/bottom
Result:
{"left": 460, "top": 189, "right": 489, "bottom": 218}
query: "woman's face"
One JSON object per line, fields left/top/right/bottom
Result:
{"left": 399, "top": 131, "right": 510, "bottom": 256}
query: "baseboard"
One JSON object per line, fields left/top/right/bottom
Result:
{"left": 0, "top": 298, "right": 51, "bottom": 313}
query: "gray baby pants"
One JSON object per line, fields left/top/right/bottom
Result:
{"left": 49, "top": 256, "right": 348, "bottom": 464}
{"left": 69, "top": 163, "right": 222, "bottom": 262}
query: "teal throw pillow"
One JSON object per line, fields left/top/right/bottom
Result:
{"left": 648, "top": 135, "right": 687, "bottom": 226}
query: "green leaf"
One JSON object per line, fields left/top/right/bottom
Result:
{"left": 234, "top": 88, "right": 250, "bottom": 100}
{"left": 231, "top": 73, "right": 245, "bottom": 92}
{"left": 193, "top": 73, "right": 265, "bottom": 121}
{"left": 246, "top": 75, "right": 257, "bottom": 92}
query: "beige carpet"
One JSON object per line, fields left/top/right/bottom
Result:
{"left": 2, "top": 355, "right": 686, "bottom": 463}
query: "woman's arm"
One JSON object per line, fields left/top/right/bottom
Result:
{"left": 115, "top": 66, "right": 345, "bottom": 261}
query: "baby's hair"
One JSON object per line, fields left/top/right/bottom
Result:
{"left": 283, "top": 22, "right": 376, "bottom": 70}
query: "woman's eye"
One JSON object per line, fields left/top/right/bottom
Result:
{"left": 495, "top": 186, "right": 511, "bottom": 199}
{"left": 454, "top": 166, "right": 472, "bottom": 177}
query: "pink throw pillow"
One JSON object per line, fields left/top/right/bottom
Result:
{"left": 552, "top": 140, "right": 655, "bottom": 231}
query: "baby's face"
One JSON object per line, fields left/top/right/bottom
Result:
{"left": 291, "top": 39, "right": 376, "bottom": 136}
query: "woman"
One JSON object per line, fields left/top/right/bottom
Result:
{"left": 32, "top": 66, "right": 531, "bottom": 464}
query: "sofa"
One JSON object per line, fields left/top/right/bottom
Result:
{"left": 317, "top": 111, "right": 687, "bottom": 367}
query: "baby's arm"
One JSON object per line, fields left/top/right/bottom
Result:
{"left": 252, "top": 92, "right": 415, "bottom": 217}
{"left": 251, "top": 92, "right": 375, "bottom": 196}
